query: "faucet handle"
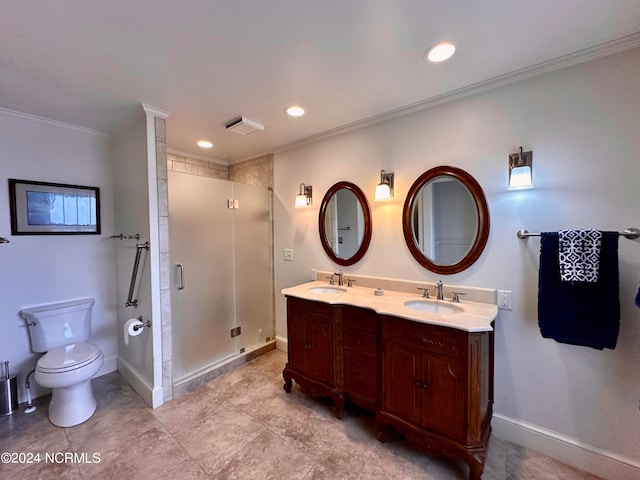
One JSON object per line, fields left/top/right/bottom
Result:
{"left": 327, "top": 274, "right": 335, "bottom": 285}
{"left": 451, "top": 291, "right": 466, "bottom": 303}
{"left": 417, "top": 287, "right": 430, "bottom": 298}
{"left": 347, "top": 279, "right": 355, "bottom": 287}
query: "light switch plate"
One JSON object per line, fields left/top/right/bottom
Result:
{"left": 283, "top": 248, "right": 293, "bottom": 261}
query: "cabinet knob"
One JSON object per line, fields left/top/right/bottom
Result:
{"left": 305, "top": 343, "right": 312, "bottom": 349}
{"left": 415, "top": 381, "right": 428, "bottom": 389}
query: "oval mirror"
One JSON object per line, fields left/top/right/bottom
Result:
{"left": 402, "top": 166, "right": 490, "bottom": 274}
{"left": 319, "top": 181, "right": 372, "bottom": 266}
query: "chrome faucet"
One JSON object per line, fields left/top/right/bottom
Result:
{"left": 417, "top": 286, "right": 430, "bottom": 298}
{"left": 436, "top": 280, "right": 444, "bottom": 300}
{"left": 334, "top": 270, "right": 344, "bottom": 286}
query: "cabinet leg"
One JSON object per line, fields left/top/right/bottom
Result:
{"left": 282, "top": 368, "right": 293, "bottom": 393}
{"left": 467, "top": 453, "right": 485, "bottom": 480}
{"left": 375, "top": 424, "right": 392, "bottom": 443}
{"left": 334, "top": 392, "right": 345, "bottom": 419}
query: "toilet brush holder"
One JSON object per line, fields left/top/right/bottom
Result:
{"left": 1, "top": 375, "right": 18, "bottom": 415}
{"left": 1, "top": 361, "right": 18, "bottom": 415}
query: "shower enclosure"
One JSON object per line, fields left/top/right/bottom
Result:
{"left": 168, "top": 170, "right": 274, "bottom": 384}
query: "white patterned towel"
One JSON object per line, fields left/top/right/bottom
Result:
{"left": 558, "top": 229, "right": 603, "bottom": 282}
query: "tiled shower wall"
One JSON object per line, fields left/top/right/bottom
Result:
{"left": 158, "top": 147, "right": 274, "bottom": 402}
{"left": 167, "top": 151, "right": 274, "bottom": 188}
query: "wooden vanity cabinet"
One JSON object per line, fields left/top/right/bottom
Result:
{"left": 376, "top": 315, "right": 494, "bottom": 480}
{"left": 282, "top": 297, "right": 345, "bottom": 418}
{"left": 282, "top": 296, "right": 494, "bottom": 480}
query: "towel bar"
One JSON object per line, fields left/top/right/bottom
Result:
{"left": 517, "top": 227, "right": 640, "bottom": 240}
{"left": 111, "top": 233, "right": 141, "bottom": 240}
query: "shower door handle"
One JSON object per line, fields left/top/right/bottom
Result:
{"left": 176, "top": 263, "right": 185, "bottom": 290}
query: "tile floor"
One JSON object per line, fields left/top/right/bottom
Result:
{"left": 1, "top": 349, "right": 602, "bottom": 479}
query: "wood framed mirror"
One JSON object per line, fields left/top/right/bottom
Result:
{"left": 402, "top": 166, "right": 490, "bottom": 274}
{"left": 319, "top": 181, "right": 372, "bottom": 266}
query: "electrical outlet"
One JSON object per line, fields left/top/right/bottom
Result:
{"left": 311, "top": 269, "right": 318, "bottom": 280}
{"left": 498, "top": 290, "right": 512, "bottom": 310}
{"left": 283, "top": 248, "right": 293, "bottom": 261}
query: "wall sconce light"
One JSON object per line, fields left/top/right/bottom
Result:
{"left": 508, "top": 147, "right": 533, "bottom": 190}
{"left": 375, "top": 170, "right": 394, "bottom": 201}
{"left": 295, "top": 183, "right": 312, "bottom": 208}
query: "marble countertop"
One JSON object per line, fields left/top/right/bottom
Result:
{"left": 281, "top": 281, "right": 498, "bottom": 332}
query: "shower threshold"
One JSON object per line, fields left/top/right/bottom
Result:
{"left": 172, "top": 340, "right": 276, "bottom": 398}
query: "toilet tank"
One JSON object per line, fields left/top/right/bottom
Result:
{"left": 20, "top": 298, "right": 95, "bottom": 352}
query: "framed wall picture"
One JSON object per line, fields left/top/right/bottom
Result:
{"left": 9, "top": 179, "right": 101, "bottom": 235}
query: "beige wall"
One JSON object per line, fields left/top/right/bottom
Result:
{"left": 273, "top": 47, "right": 640, "bottom": 476}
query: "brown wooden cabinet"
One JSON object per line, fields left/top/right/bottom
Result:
{"left": 282, "top": 296, "right": 494, "bottom": 480}
{"left": 282, "top": 297, "right": 345, "bottom": 417}
{"left": 377, "top": 315, "right": 493, "bottom": 480}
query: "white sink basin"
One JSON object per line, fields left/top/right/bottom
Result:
{"left": 308, "top": 286, "right": 348, "bottom": 294}
{"left": 403, "top": 300, "right": 461, "bottom": 315}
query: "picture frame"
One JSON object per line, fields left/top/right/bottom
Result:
{"left": 9, "top": 179, "right": 101, "bottom": 235}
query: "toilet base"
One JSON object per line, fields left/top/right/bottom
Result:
{"left": 48, "top": 380, "right": 98, "bottom": 427}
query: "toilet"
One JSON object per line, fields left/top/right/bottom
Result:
{"left": 20, "top": 298, "right": 104, "bottom": 427}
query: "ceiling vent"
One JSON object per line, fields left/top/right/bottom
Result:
{"left": 225, "top": 116, "right": 264, "bottom": 136}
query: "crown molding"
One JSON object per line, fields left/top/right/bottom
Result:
{"left": 0, "top": 106, "right": 107, "bottom": 136}
{"left": 141, "top": 103, "right": 171, "bottom": 119}
{"left": 265, "top": 31, "right": 640, "bottom": 159}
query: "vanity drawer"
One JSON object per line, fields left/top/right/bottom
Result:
{"left": 345, "top": 370, "right": 377, "bottom": 399}
{"left": 381, "top": 315, "right": 465, "bottom": 359}
{"left": 343, "top": 307, "right": 377, "bottom": 333}
{"left": 344, "top": 349, "right": 377, "bottom": 378}
{"left": 343, "top": 329, "right": 377, "bottom": 356}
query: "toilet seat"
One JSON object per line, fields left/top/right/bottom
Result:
{"left": 37, "top": 342, "right": 101, "bottom": 374}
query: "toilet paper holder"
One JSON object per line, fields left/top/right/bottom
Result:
{"left": 133, "top": 316, "right": 151, "bottom": 331}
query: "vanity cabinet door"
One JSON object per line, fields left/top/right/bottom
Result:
{"left": 286, "top": 297, "right": 333, "bottom": 381}
{"left": 287, "top": 315, "right": 309, "bottom": 374}
{"left": 380, "top": 316, "right": 467, "bottom": 442}
{"left": 283, "top": 297, "right": 345, "bottom": 418}
{"left": 382, "top": 341, "right": 421, "bottom": 424}
{"left": 307, "top": 319, "right": 334, "bottom": 384}
{"left": 419, "top": 353, "right": 465, "bottom": 441}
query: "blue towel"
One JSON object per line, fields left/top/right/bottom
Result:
{"left": 538, "top": 231, "right": 620, "bottom": 350}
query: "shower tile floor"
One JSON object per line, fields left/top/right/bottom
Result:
{"left": 1, "top": 349, "right": 603, "bottom": 480}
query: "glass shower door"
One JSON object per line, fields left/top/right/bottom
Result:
{"left": 232, "top": 182, "right": 274, "bottom": 351}
{"left": 169, "top": 171, "right": 238, "bottom": 382}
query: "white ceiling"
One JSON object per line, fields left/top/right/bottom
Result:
{"left": 2, "top": 1, "right": 640, "bottom": 163}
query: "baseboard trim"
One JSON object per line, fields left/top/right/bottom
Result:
{"left": 98, "top": 353, "right": 118, "bottom": 377}
{"left": 275, "top": 335, "right": 288, "bottom": 352}
{"left": 492, "top": 412, "right": 640, "bottom": 479}
{"left": 117, "top": 356, "right": 163, "bottom": 408}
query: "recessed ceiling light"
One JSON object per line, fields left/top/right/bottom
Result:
{"left": 425, "top": 42, "right": 456, "bottom": 62}
{"left": 197, "top": 140, "right": 213, "bottom": 149}
{"left": 286, "top": 106, "right": 305, "bottom": 117}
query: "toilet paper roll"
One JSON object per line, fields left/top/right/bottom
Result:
{"left": 124, "top": 318, "right": 144, "bottom": 346}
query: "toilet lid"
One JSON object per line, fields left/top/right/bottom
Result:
{"left": 37, "top": 342, "right": 102, "bottom": 373}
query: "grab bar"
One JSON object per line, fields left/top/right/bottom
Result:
{"left": 176, "top": 263, "right": 185, "bottom": 290}
{"left": 126, "top": 242, "right": 150, "bottom": 308}
{"left": 0, "top": 237, "right": 9, "bottom": 244}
